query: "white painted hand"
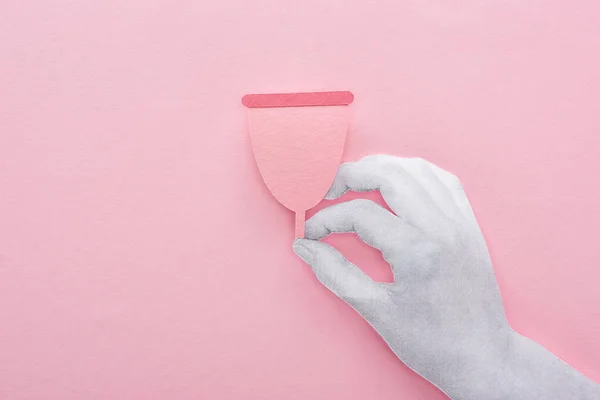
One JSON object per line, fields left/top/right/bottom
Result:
{"left": 294, "top": 155, "right": 599, "bottom": 400}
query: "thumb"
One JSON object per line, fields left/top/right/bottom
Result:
{"left": 293, "top": 239, "right": 387, "bottom": 306}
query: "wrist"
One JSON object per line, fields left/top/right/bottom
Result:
{"left": 444, "top": 329, "right": 600, "bottom": 400}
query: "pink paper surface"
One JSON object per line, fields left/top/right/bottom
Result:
{"left": 1, "top": 1, "right": 600, "bottom": 399}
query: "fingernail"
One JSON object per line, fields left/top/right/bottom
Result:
{"left": 323, "top": 185, "right": 341, "bottom": 200}
{"left": 293, "top": 239, "right": 313, "bottom": 264}
{"left": 323, "top": 189, "right": 336, "bottom": 200}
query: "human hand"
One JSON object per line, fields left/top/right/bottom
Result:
{"left": 294, "top": 155, "right": 599, "bottom": 400}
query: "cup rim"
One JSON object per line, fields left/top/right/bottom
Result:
{"left": 242, "top": 91, "right": 354, "bottom": 108}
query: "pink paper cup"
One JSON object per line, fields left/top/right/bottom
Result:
{"left": 243, "top": 91, "right": 354, "bottom": 238}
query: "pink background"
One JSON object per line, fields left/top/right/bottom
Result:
{"left": 1, "top": 1, "right": 599, "bottom": 399}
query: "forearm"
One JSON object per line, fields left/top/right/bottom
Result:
{"left": 446, "top": 330, "right": 600, "bottom": 400}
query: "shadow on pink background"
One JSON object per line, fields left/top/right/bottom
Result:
{"left": 1, "top": 1, "right": 599, "bottom": 399}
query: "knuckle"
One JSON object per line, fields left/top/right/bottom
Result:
{"left": 409, "top": 156, "right": 427, "bottom": 165}
{"left": 347, "top": 198, "right": 379, "bottom": 213}
{"left": 361, "top": 154, "right": 399, "bottom": 166}
{"left": 335, "top": 162, "right": 354, "bottom": 178}
{"left": 448, "top": 174, "right": 464, "bottom": 190}
{"left": 359, "top": 154, "right": 386, "bottom": 162}
{"left": 338, "top": 161, "right": 354, "bottom": 171}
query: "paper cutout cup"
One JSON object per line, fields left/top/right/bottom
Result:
{"left": 243, "top": 91, "right": 354, "bottom": 238}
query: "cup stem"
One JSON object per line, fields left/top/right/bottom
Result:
{"left": 294, "top": 210, "right": 305, "bottom": 238}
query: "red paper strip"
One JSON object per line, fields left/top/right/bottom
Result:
{"left": 242, "top": 91, "right": 354, "bottom": 108}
